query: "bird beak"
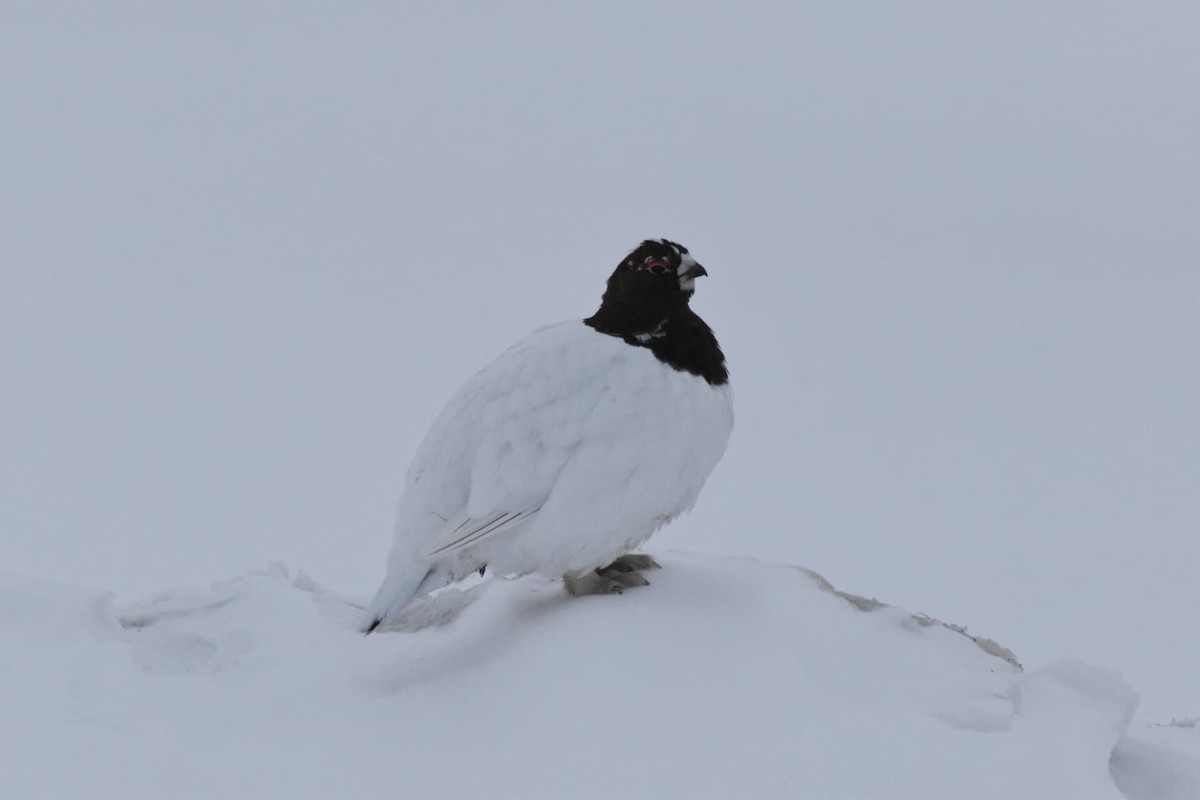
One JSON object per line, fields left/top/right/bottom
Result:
{"left": 682, "top": 262, "right": 708, "bottom": 279}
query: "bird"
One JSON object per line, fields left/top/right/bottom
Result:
{"left": 362, "top": 239, "right": 732, "bottom": 633}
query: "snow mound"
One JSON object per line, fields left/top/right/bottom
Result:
{"left": 0, "top": 552, "right": 1192, "bottom": 799}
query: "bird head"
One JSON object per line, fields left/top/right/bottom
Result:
{"left": 606, "top": 239, "right": 708, "bottom": 307}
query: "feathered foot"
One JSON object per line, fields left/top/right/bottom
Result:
{"left": 599, "top": 553, "right": 662, "bottom": 574}
{"left": 564, "top": 555, "right": 660, "bottom": 597}
{"left": 563, "top": 570, "right": 649, "bottom": 596}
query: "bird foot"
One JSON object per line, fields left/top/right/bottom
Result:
{"left": 563, "top": 569, "right": 651, "bottom": 597}
{"left": 600, "top": 553, "right": 662, "bottom": 574}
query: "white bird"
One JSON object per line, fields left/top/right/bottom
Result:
{"left": 363, "top": 239, "right": 732, "bottom": 633}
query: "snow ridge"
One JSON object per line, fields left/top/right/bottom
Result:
{"left": 1, "top": 553, "right": 1195, "bottom": 799}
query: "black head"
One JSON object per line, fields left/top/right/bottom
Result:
{"left": 585, "top": 239, "right": 727, "bottom": 386}
{"left": 601, "top": 239, "right": 708, "bottom": 311}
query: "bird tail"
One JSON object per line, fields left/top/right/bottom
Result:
{"left": 361, "top": 565, "right": 435, "bottom": 635}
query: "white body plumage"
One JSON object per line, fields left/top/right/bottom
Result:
{"left": 366, "top": 319, "right": 733, "bottom": 626}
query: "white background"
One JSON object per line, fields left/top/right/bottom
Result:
{"left": 3, "top": 2, "right": 1196, "bottom": 720}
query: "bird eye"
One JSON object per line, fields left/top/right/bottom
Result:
{"left": 642, "top": 258, "right": 670, "bottom": 275}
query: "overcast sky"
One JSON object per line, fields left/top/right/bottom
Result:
{"left": 2, "top": 2, "right": 1196, "bottom": 719}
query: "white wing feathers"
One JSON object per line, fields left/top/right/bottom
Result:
{"left": 406, "top": 322, "right": 613, "bottom": 561}
{"left": 420, "top": 505, "right": 542, "bottom": 558}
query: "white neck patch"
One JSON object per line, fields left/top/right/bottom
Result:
{"left": 676, "top": 252, "right": 699, "bottom": 292}
{"left": 634, "top": 319, "right": 667, "bottom": 343}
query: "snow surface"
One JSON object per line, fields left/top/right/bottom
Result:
{"left": 3, "top": 552, "right": 1196, "bottom": 799}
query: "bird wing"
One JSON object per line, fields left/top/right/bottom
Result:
{"left": 420, "top": 505, "right": 542, "bottom": 558}
{"left": 406, "top": 321, "right": 621, "bottom": 560}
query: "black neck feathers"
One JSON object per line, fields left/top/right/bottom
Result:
{"left": 585, "top": 305, "right": 729, "bottom": 386}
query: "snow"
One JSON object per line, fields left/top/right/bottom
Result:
{"left": 3, "top": 552, "right": 1196, "bottom": 799}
